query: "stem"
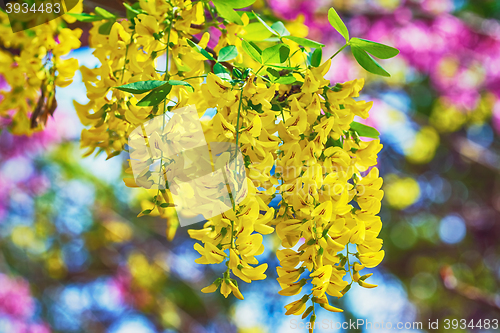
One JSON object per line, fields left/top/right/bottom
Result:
{"left": 120, "top": 32, "right": 135, "bottom": 84}
{"left": 256, "top": 74, "right": 272, "bottom": 84}
{"left": 182, "top": 75, "right": 207, "bottom": 80}
{"left": 228, "top": 88, "right": 244, "bottom": 249}
{"left": 164, "top": 19, "right": 173, "bottom": 81}
{"left": 346, "top": 243, "right": 353, "bottom": 281}
{"left": 156, "top": 17, "right": 174, "bottom": 198}
{"left": 329, "top": 43, "right": 348, "bottom": 60}
{"left": 254, "top": 65, "right": 264, "bottom": 76}
{"left": 289, "top": 48, "right": 302, "bottom": 59}
{"left": 234, "top": 88, "right": 244, "bottom": 171}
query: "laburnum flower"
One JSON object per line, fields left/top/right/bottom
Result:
{"left": 135, "top": 14, "right": 166, "bottom": 53}
{"left": 0, "top": 8, "right": 83, "bottom": 134}
{"left": 264, "top": 71, "right": 386, "bottom": 324}
{"left": 189, "top": 178, "right": 274, "bottom": 299}
{"left": 65, "top": 0, "right": 389, "bottom": 326}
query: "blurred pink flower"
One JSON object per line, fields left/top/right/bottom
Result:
{"left": 0, "top": 274, "right": 35, "bottom": 319}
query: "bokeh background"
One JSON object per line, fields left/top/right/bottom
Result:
{"left": 1, "top": 0, "right": 500, "bottom": 332}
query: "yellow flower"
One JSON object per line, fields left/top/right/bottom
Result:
{"left": 194, "top": 242, "right": 226, "bottom": 264}
{"left": 135, "top": 14, "right": 164, "bottom": 53}
{"left": 201, "top": 279, "right": 221, "bottom": 293}
{"left": 310, "top": 265, "right": 332, "bottom": 297}
{"left": 359, "top": 250, "right": 385, "bottom": 268}
{"left": 284, "top": 295, "right": 309, "bottom": 316}
{"left": 220, "top": 279, "right": 244, "bottom": 300}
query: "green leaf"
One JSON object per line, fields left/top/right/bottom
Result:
{"left": 242, "top": 68, "right": 251, "bottom": 78}
{"left": 275, "top": 76, "right": 296, "bottom": 84}
{"left": 214, "top": 63, "right": 231, "bottom": 81}
{"left": 349, "top": 121, "right": 380, "bottom": 138}
{"left": 266, "top": 67, "right": 280, "bottom": 78}
{"left": 349, "top": 37, "right": 399, "bottom": 59}
{"left": 124, "top": 3, "right": 143, "bottom": 23}
{"left": 265, "top": 67, "right": 296, "bottom": 84}
{"left": 237, "top": 11, "right": 256, "bottom": 20}
{"left": 253, "top": 11, "right": 278, "bottom": 36}
{"left": 264, "top": 37, "right": 281, "bottom": 43}
{"left": 249, "top": 41, "right": 262, "bottom": 54}
{"left": 115, "top": 80, "right": 167, "bottom": 94}
{"left": 242, "top": 40, "right": 262, "bottom": 63}
{"left": 159, "top": 203, "right": 174, "bottom": 208}
{"left": 213, "top": 0, "right": 243, "bottom": 25}
{"left": 123, "top": 3, "right": 141, "bottom": 14}
{"left": 239, "top": 22, "right": 273, "bottom": 41}
{"left": 262, "top": 44, "right": 289, "bottom": 64}
{"left": 141, "top": 209, "right": 153, "bottom": 215}
{"left": 68, "top": 13, "right": 105, "bottom": 22}
{"left": 279, "top": 45, "right": 290, "bottom": 63}
{"left": 310, "top": 48, "right": 322, "bottom": 67}
{"left": 223, "top": 0, "right": 256, "bottom": 8}
{"left": 351, "top": 45, "right": 390, "bottom": 77}
{"left": 265, "top": 64, "right": 298, "bottom": 70}
{"left": 94, "top": 7, "right": 116, "bottom": 19}
{"left": 271, "top": 21, "right": 290, "bottom": 37}
{"left": 168, "top": 80, "right": 194, "bottom": 92}
{"left": 137, "top": 84, "right": 172, "bottom": 107}
{"left": 218, "top": 45, "right": 238, "bottom": 62}
{"left": 282, "top": 36, "right": 325, "bottom": 48}
{"left": 186, "top": 39, "right": 215, "bottom": 61}
{"left": 328, "top": 7, "right": 349, "bottom": 41}
{"left": 98, "top": 21, "right": 114, "bottom": 35}
{"left": 325, "top": 136, "right": 343, "bottom": 149}
{"left": 233, "top": 68, "right": 243, "bottom": 78}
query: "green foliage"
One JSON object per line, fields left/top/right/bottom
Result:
{"left": 351, "top": 46, "right": 391, "bottom": 77}
{"left": 271, "top": 21, "right": 290, "bottom": 37}
{"left": 213, "top": 0, "right": 256, "bottom": 25}
{"left": 267, "top": 67, "right": 296, "bottom": 84}
{"left": 186, "top": 39, "right": 215, "bottom": 61}
{"left": 167, "top": 80, "right": 194, "bottom": 92}
{"left": 124, "top": 3, "right": 145, "bottom": 24}
{"left": 325, "top": 7, "right": 399, "bottom": 76}
{"left": 242, "top": 40, "right": 262, "bottom": 63}
{"left": 218, "top": 45, "right": 238, "bottom": 62}
{"left": 98, "top": 21, "right": 114, "bottom": 35}
{"left": 94, "top": 7, "right": 116, "bottom": 19}
{"left": 262, "top": 44, "right": 289, "bottom": 64}
{"left": 214, "top": 63, "right": 232, "bottom": 81}
{"left": 115, "top": 80, "right": 168, "bottom": 94}
{"left": 282, "top": 36, "right": 325, "bottom": 48}
{"left": 70, "top": 7, "right": 117, "bottom": 34}
{"left": 310, "top": 48, "right": 322, "bottom": 67}
{"left": 68, "top": 13, "right": 106, "bottom": 22}
{"left": 350, "top": 38, "right": 400, "bottom": 59}
{"left": 223, "top": 0, "right": 257, "bottom": 9}
{"left": 253, "top": 11, "right": 278, "bottom": 36}
{"left": 349, "top": 121, "right": 381, "bottom": 138}
{"left": 328, "top": 8, "right": 349, "bottom": 41}
{"left": 239, "top": 22, "right": 273, "bottom": 41}
{"left": 137, "top": 84, "right": 172, "bottom": 107}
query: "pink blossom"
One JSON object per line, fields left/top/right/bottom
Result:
{"left": 0, "top": 274, "right": 35, "bottom": 319}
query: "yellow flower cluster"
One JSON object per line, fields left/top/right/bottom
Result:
{"left": 0, "top": 3, "right": 83, "bottom": 135}
{"left": 75, "top": 0, "right": 205, "bottom": 159}
{"left": 68, "top": 0, "right": 387, "bottom": 327}
{"left": 269, "top": 77, "right": 385, "bottom": 319}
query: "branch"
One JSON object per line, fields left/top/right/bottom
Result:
{"left": 440, "top": 265, "right": 500, "bottom": 313}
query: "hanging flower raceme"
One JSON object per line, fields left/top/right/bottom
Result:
{"left": 0, "top": 2, "right": 84, "bottom": 135}
{"left": 61, "top": 1, "right": 398, "bottom": 330}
